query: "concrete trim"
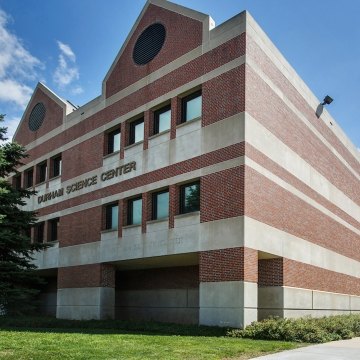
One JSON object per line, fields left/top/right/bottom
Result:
{"left": 244, "top": 217, "right": 360, "bottom": 278}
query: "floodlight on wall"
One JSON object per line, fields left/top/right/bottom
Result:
{"left": 321, "top": 95, "right": 333, "bottom": 106}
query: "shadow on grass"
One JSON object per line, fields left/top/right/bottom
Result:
{"left": 0, "top": 316, "right": 229, "bottom": 337}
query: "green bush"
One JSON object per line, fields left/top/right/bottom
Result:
{"left": 227, "top": 315, "right": 360, "bottom": 343}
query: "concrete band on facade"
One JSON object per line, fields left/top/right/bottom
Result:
{"left": 12, "top": 0, "right": 360, "bottom": 328}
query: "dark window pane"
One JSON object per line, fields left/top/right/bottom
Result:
{"left": 128, "top": 197, "right": 142, "bottom": 225}
{"left": 49, "top": 218, "right": 59, "bottom": 241}
{"left": 52, "top": 156, "right": 62, "bottom": 177}
{"left": 36, "top": 222, "right": 44, "bottom": 243}
{"left": 152, "top": 191, "right": 169, "bottom": 220}
{"left": 26, "top": 169, "right": 33, "bottom": 188}
{"left": 105, "top": 204, "right": 118, "bottom": 230}
{"left": 154, "top": 106, "right": 171, "bottom": 134}
{"left": 107, "top": 129, "right": 120, "bottom": 154}
{"left": 182, "top": 91, "right": 202, "bottom": 122}
{"left": 180, "top": 182, "right": 200, "bottom": 214}
{"left": 38, "top": 163, "right": 47, "bottom": 183}
{"left": 14, "top": 175, "right": 21, "bottom": 190}
{"left": 129, "top": 118, "right": 144, "bottom": 145}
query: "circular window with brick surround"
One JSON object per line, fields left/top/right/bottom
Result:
{"left": 28, "top": 102, "right": 46, "bottom": 131}
{"left": 133, "top": 23, "right": 166, "bottom": 65}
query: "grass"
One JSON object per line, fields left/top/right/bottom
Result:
{"left": 0, "top": 317, "right": 301, "bottom": 360}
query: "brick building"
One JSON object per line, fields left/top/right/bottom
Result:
{"left": 12, "top": 0, "right": 360, "bottom": 328}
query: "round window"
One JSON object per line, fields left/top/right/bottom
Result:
{"left": 28, "top": 102, "right": 46, "bottom": 131}
{"left": 133, "top": 23, "right": 166, "bottom": 65}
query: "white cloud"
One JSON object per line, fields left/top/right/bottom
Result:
{"left": 0, "top": 115, "right": 20, "bottom": 143}
{"left": 0, "top": 79, "right": 32, "bottom": 108}
{"left": 71, "top": 85, "right": 83, "bottom": 95}
{"left": 0, "top": 9, "right": 43, "bottom": 109}
{"left": 53, "top": 41, "right": 79, "bottom": 88}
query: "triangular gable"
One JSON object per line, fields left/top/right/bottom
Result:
{"left": 103, "top": 0, "right": 214, "bottom": 99}
{"left": 13, "top": 83, "right": 70, "bottom": 147}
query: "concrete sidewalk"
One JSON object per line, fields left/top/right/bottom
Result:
{"left": 251, "top": 337, "right": 360, "bottom": 359}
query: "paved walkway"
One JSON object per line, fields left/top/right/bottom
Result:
{"left": 251, "top": 337, "right": 360, "bottom": 359}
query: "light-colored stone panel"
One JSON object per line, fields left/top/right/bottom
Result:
{"left": 33, "top": 242, "right": 59, "bottom": 269}
{"left": 313, "top": 291, "right": 350, "bottom": 310}
{"left": 258, "top": 287, "right": 284, "bottom": 309}
{"left": 59, "top": 241, "right": 100, "bottom": 267}
{"left": 201, "top": 113, "right": 245, "bottom": 154}
{"left": 350, "top": 296, "right": 360, "bottom": 311}
{"left": 284, "top": 287, "right": 313, "bottom": 310}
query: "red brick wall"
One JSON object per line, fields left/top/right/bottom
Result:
{"left": 245, "top": 165, "right": 360, "bottom": 262}
{"left": 202, "top": 65, "right": 245, "bottom": 126}
{"left": 258, "top": 258, "right": 283, "bottom": 286}
{"left": 14, "top": 88, "right": 64, "bottom": 147}
{"left": 58, "top": 264, "right": 115, "bottom": 288}
{"left": 201, "top": 166, "right": 244, "bottom": 222}
{"left": 199, "top": 247, "right": 258, "bottom": 283}
{"left": 61, "top": 134, "right": 104, "bottom": 181}
{"left": 59, "top": 206, "right": 102, "bottom": 247}
{"left": 245, "top": 65, "right": 360, "bottom": 206}
{"left": 246, "top": 144, "right": 360, "bottom": 231}
{"left": 283, "top": 259, "right": 360, "bottom": 296}
{"left": 116, "top": 266, "right": 199, "bottom": 290}
{"left": 106, "top": 4, "right": 203, "bottom": 98}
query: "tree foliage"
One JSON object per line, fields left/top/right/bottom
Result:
{"left": 0, "top": 114, "right": 49, "bottom": 314}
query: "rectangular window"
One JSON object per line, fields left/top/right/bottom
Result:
{"left": 152, "top": 190, "right": 169, "bottom": 220}
{"left": 107, "top": 128, "right": 121, "bottom": 154}
{"left": 181, "top": 90, "right": 202, "bottom": 123}
{"left": 129, "top": 118, "right": 144, "bottom": 145}
{"left": 154, "top": 105, "right": 171, "bottom": 134}
{"left": 25, "top": 168, "right": 34, "bottom": 188}
{"left": 49, "top": 218, "right": 59, "bottom": 241}
{"left": 105, "top": 203, "right": 118, "bottom": 230}
{"left": 38, "top": 162, "right": 47, "bottom": 183}
{"left": 14, "top": 174, "right": 21, "bottom": 190}
{"left": 35, "top": 222, "right": 44, "bottom": 243}
{"left": 180, "top": 181, "right": 200, "bottom": 214}
{"left": 127, "top": 197, "right": 142, "bottom": 225}
{"left": 51, "top": 155, "right": 62, "bottom": 178}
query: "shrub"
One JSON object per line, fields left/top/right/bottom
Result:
{"left": 227, "top": 315, "right": 360, "bottom": 343}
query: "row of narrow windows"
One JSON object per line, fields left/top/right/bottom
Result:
{"left": 105, "top": 181, "right": 200, "bottom": 230}
{"left": 13, "top": 90, "right": 201, "bottom": 189}
{"left": 32, "top": 181, "right": 200, "bottom": 243}
{"left": 106, "top": 89, "right": 202, "bottom": 154}
{"left": 13, "top": 155, "right": 61, "bottom": 189}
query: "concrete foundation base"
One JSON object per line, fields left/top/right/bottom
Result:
{"left": 258, "top": 286, "right": 360, "bottom": 320}
{"left": 199, "top": 281, "right": 257, "bottom": 328}
{"left": 57, "top": 287, "right": 115, "bottom": 320}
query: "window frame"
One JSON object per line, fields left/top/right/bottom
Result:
{"left": 37, "top": 161, "right": 47, "bottom": 184}
{"left": 25, "top": 168, "right": 34, "bottom": 188}
{"left": 129, "top": 117, "right": 144, "bottom": 145}
{"left": 106, "top": 128, "right": 121, "bottom": 155}
{"left": 153, "top": 104, "right": 171, "bottom": 135}
{"left": 181, "top": 90, "right": 202, "bottom": 123}
{"left": 179, "top": 181, "right": 200, "bottom": 214}
{"left": 152, "top": 189, "right": 169, "bottom": 220}
{"left": 48, "top": 218, "right": 59, "bottom": 242}
{"left": 51, "top": 155, "right": 62, "bottom": 178}
{"left": 104, "top": 203, "right": 119, "bottom": 231}
{"left": 127, "top": 196, "right": 142, "bottom": 226}
{"left": 35, "top": 222, "right": 45, "bottom": 243}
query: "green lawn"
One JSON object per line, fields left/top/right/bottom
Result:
{"left": 0, "top": 317, "right": 301, "bottom": 359}
{"left": 0, "top": 328, "right": 299, "bottom": 360}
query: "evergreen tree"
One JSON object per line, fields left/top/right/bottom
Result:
{"left": 0, "top": 114, "right": 49, "bottom": 315}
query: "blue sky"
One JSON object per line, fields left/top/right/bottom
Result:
{"left": 0, "top": 0, "right": 359, "bottom": 149}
